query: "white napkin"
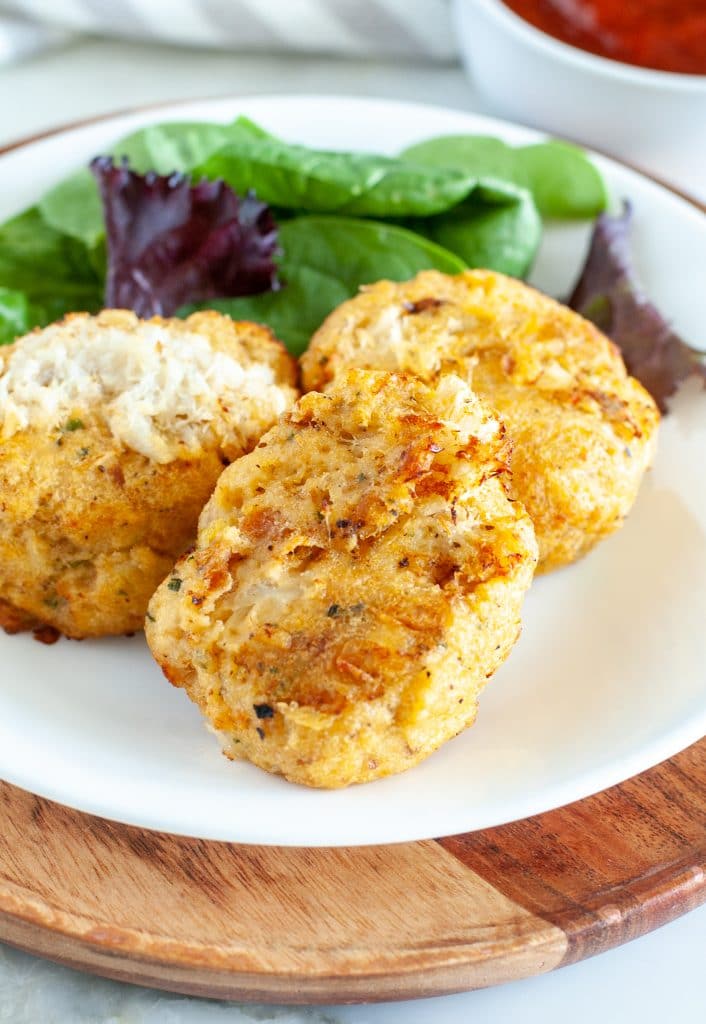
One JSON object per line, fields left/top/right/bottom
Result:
{"left": 0, "top": 9, "right": 71, "bottom": 64}
{"left": 0, "top": 0, "right": 456, "bottom": 65}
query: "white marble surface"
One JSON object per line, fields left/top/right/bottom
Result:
{"left": 0, "top": 36, "right": 704, "bottom": 1023}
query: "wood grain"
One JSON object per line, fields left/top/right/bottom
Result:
{"left": 0, "top": 737, "right": 704, "bottom": 1003}
{"left": 440, "top": 738, "right": 706, "bottom": 965}
{"left": 0, "top": 782, "right": 566, "bottom": 1002}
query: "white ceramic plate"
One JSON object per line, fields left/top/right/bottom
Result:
{"left": 0, "top": 96, "right": 704, "bottom": 847}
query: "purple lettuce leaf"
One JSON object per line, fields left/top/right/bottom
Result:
{"left": 569, "top": 201, "right": 705, "bottom": 413}
{"left": 91, "top": 156, "right": 279, "bottom": 318}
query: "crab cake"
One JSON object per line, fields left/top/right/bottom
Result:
{"left": 146, "top": 369, "right": 537, "bottom": 788}
{"left": 301, "top": 270, "right": 660, "bottom": 573}
{"left": 0, "top": 309, "right": 297, "bottom": 639}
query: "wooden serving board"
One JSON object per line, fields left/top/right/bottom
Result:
{"left": 0, "top": 737, "right": 704, "bottom": 1004}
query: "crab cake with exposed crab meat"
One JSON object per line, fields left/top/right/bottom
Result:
{"left": 0, "top": 309, "right": 297, "bottom": 639}
{"left": 146, "top": 369, "right": 538, "bottom": 788}
{"left": 301, "top": 269, "right": 659, "bottom": 572}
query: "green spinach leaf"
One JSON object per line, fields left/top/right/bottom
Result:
{"left": 401, "top": 135, "right": 607, "bottom": 218}
{"left": 110, "top": 116, "right": 270, "bottom": 174}
{"left": 403, "top": 135, "right": 519, "bottom": 180}
{"left": 203, "top": 267, "right": 350, "bottom": 356}
{"left": 410, "top": 181, "right": 541, "bottom": 277}
{"left": 0, "top": 288, "right": 34, "bottom": 346}
{"left": 38, "top": 170, "right": 104, "bottom": 248}
{"left": 518, "top": 141, "right": 608, "bottom": 219}
{"left": 194, "top": 137, "right": 518, "bottom": 218}
{"left": 0, "top": 208, "right": 103, "bottom": 329}
{"left": 189, "top": 215, "right": 466, "bottom": 354}
{"left": 38, "top": 116, "right": 271, "bottom": 246}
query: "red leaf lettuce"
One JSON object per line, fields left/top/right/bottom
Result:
{"left": 569, "top": 202, "right": 705, "bottom": 412}
{"left": 91, "top": 156, "right": 279, "bottom": 318}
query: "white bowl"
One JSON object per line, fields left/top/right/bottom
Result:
{"left": 453, "top": 0, "right": 706, "bottom": 194}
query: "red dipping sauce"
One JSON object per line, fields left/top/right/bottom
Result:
{"left": 501, "top": 1, "right": 706, "bottom": 74}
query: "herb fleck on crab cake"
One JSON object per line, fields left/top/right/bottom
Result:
{"left": 146, "top": 369, "right": 537, "bottom": 788}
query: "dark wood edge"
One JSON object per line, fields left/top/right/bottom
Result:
{"left": 440, "top": 835, "right": 706, "bottom": 967}
{"left": 439, "top": 735, "right": 706, "bottom": 970}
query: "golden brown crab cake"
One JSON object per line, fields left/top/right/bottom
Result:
{"left": 301, "top": 269, "right": 660, "bottom": 573}
{"left": 0, "top": 309, "right": 297, "bottom": 639}
{"left": 146, "top": 369, "right": 538, "bottom": 789}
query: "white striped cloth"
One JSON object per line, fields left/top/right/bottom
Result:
{"left": 0, "top": 0, "right": 457, "bottom": 64}
{"left": 0, "top": 8, "right": 70, "bottom": 62}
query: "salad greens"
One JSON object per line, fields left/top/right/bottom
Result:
{"left": 415, "top": 183, "right": 541, "bottom": 280}
{"left": 194, "top": 216, "right": 467, "bottom": 355}
{"left": 401, "top": 135, "right": 608, "bottom": 218}
{"left": 39, "top": 116, "right": 272, "bottom": 247}
{"left": 569, "top": 203, "right": 706, "bottom": 411}
{"left": 0, "top": 287, "right": 35, "bottom": 346}
{"left": 194, "top": 137, "right": 523, "bottom": 219}
{"left": 92, "top": 158, "right": 279, "bottom": 318}
{"left": 518, "top": 142, "right": 608, "bottom": 219}
{"left": 0, "top": 208, "right": 103, "bottom": 326}
{"left": 0, "top": 114, "right": 608, "bottom": 354}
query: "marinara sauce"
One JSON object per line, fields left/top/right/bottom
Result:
{"left": 502, "top": 1, "right": 706, "bottom": 74}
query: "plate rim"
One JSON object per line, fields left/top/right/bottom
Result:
{"left": 0, "top": 92, "right": 704, "bottom": 847}
{"left": 2, "top": 90, "right": 705, "bottom": 212}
